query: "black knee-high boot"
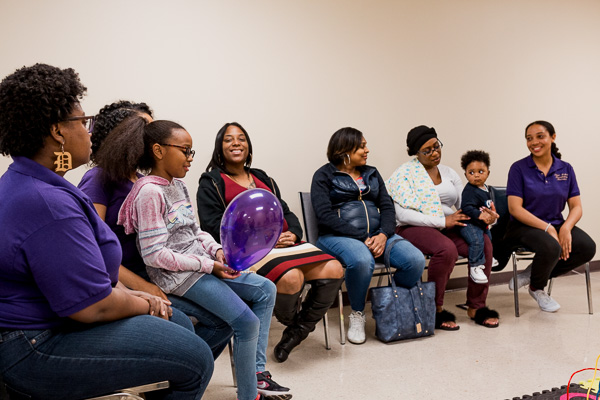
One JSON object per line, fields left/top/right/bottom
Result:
{"left": 273, "top": 289, "right": 303, "bottom": 326}
{"left": 274, "top": 278, "right": 343, "bottom": 362}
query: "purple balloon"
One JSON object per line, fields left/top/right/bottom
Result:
{"left": 220, "top": 188, "right": 284, "bottom": 271}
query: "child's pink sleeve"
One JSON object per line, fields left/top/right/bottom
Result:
{"left": 135, "top": 185, "right": 214, "bottom": 274}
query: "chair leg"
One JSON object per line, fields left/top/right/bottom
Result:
{"left": 322, "top": 312, "right": 331, "bottom": 350}
{"left": 338, "top": 288, "right": 345, "bottom": 345}
{"left": 228, "top": 339, "right": 237, "bottom": 387}
{"left": 512, "top": 253, "right": 520, "bottom": 317}
{"left": 547, "top": 278, "right": 553, "bottom": 295}
{"left": 585, "top": 262, "right": 593, "bottom": 315}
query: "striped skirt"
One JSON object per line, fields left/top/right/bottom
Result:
{"left": 248, "top": 242, "right": 335, "bottom": 283}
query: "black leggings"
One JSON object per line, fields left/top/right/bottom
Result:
{"left": 504, "top": 220, "right": 596, "bottom": 290}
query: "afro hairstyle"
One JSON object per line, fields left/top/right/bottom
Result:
{"left": 0, "top": 63, "right": 86, "bottom": 157}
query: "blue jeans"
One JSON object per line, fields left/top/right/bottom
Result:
{"left": 182, "top": 273, "right": 276, "bottom": 400}
{"left": 459, "top": 224, "right": 491, "bottom": 266}
{"left": 169, "top": 306, "right": 195, "bottom": 331}
{"left": 316, "top": 234, "right": 425, "bottom": 312}
{"left": 168, "top": 295, "right": 234, "bottom": 360}
{"left": 0, "top": 316, "right": 213, "bottom": 400}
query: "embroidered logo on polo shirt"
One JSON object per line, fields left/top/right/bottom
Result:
{"left": 555, "top": 173, "right": 568, "bottom": 181}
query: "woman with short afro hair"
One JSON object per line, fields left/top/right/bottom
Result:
{"left": 0, "top": 63, "right": 87, "bottom": 158}
{"left": 0, "top": 63, "right": 213, "bottom": 400}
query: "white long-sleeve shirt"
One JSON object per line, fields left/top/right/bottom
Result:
{"left": 393, "top": 164, "right": 463, "bottom": 228}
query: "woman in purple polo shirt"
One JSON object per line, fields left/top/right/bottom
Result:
{"left": 505, "top": 120, "right": 596, "bottom": 312}
{"left": 0, "top": 64, "right": 213, "bottom": 399}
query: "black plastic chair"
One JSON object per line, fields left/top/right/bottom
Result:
{"left": 298, "top": 192, "right": 347, "bottom": 346}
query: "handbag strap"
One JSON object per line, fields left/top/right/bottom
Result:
{"left": 383, "top": 236, "right": 403, "bottom": 287}
{"left": 383, "top": 236, "right": 425, "bottom": 334}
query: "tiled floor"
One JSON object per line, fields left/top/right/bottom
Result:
{"left": 205, "top": 270, "right": 600, "bottom": 400}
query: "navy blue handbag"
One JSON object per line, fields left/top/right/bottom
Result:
{"left": 370, "top": 239, "right": 435, "bottom": 342}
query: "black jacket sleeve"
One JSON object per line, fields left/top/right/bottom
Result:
{"left": 460, "top": 184, "right": 483, "bottom": 220}
{"left": 196, "top": 173, "right": 227, "bottom": 243}
{"left": 310, "top": 164, "right": 368, "bottom": 241}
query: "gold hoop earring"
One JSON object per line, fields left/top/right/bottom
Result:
{"left": 54, "top": 142, "right": 72, "bottom": 172}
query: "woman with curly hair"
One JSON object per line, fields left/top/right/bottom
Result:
{"left": 81, "top": 101, "right": 154, "bottom": 283}
{"left": 78, "top": 101, "right": 233, "bottom": 358}
{"left": 0, "top": 64, "right": 213, "bottom": 400}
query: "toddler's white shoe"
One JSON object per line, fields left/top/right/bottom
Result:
{"left": 470, "top": 265, "right": 488, "bottom": 284}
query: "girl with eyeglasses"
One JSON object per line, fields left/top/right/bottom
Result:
{"left": 113, "top": 116, "right": 291, "bottom": 400}
{"left": 386, "top": 125, "right": 500, "bottom": 330}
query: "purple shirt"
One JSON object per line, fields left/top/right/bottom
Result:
{"left": 0, "top": 157, "right": 121, "bottom": 329}
{"left": 506, "top": 155, "right": 580, "bottom": 225}
{"left": 78, "top": 167, "right": 147, "bottom": 279}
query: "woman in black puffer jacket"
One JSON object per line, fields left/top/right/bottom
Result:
{"left": 311, "top": 127, "right": 426, "bottom": 345}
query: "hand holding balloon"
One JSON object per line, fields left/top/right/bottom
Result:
{"left": 212, "top": 261, "right": 241, "bottom": 280}
{"left": 211, "top": 249, "right": 240, "bottom": 279}
{"left": 215, "top": 249, "right": 227, "bottom": 265}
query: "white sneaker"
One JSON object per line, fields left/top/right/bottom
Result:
{"left": 469, "top": 265, "right": 488, "bottom": 284}
{"left": 347, "top": 310, "right": 366, "bottom": 344}
{"left": 492, "top": 258, "right": 499, "bottom": 267}
{"left": 508, "top": 264, "right": 532, "bottom": 291}
{"left": 528, "top": 288, "right": 561, "bottom": 312}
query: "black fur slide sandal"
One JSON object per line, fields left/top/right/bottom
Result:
{"left": 435, "top": 309, "right": 460, "bottom": 331}
{"left": 471, "top": 307, "right": 500, "bottom": 328}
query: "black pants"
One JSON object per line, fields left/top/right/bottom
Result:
{"left": 504, "top": 220, "right": 596, "bottom": 290}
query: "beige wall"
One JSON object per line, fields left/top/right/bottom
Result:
{"left": 1, "top": 1, "right": 599, "bottom": 263}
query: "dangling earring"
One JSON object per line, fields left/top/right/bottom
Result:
{"left": 344, "top": 153, "right": 350, "bottom": 166}
{"left": 54, "top": 141, "right": 72, "bottom": 172}
{"left": 246, "top": 153, "right": 253, "bottom": 167}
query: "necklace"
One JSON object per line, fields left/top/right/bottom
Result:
{"left": 226, "top": 172, "right": 256, "bottom": 189}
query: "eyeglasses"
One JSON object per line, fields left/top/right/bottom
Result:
{"left": 61, "top": 115, "right": 95, "bottom": 133}
{"left": 160, "top": 143, "right": 195, "bottom": 159}
{"left": 417, "top": 140, "right": 443, "bottom": 156}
